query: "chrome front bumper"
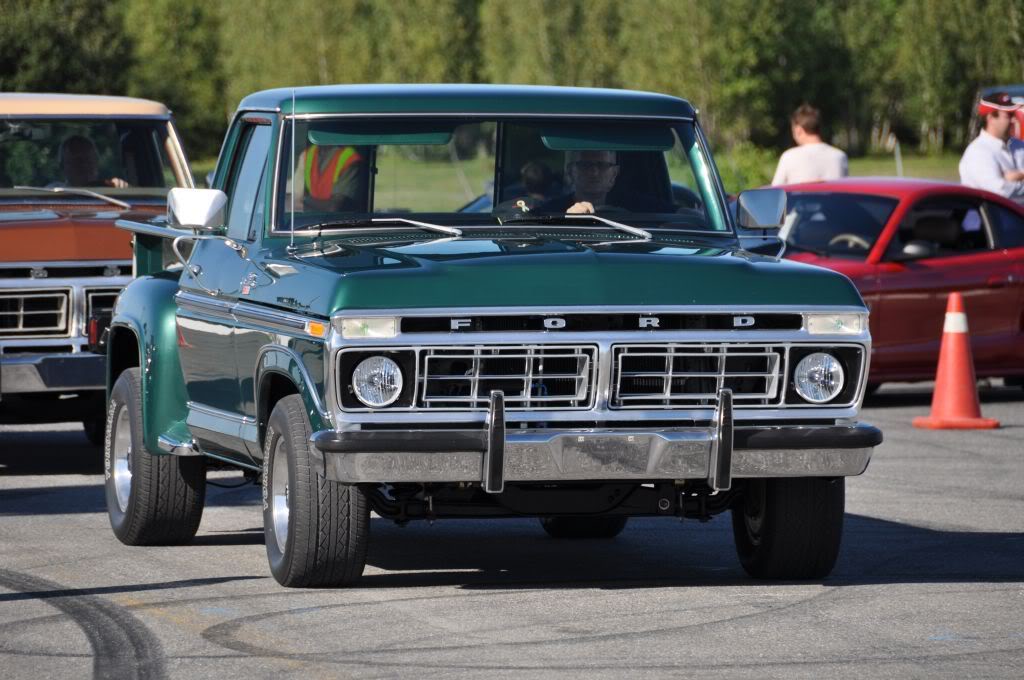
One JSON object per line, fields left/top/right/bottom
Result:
{"left": 311, "top": 390, "right": 881, "bottom": 490}
{"left": 0, "top": 351, "right": 105, "bottom": 395}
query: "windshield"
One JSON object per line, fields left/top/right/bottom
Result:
{"left": 275, "top": 118, "right": 727, "bottom": 233}
{"left": 778, "top": 192, "right": 899, "bottom": 259}
{"left": 0, "top": 118, "right": 182, "bottom": 198}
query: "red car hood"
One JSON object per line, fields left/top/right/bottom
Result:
{"left": 786, "top": 252, "right": 875, "bottom": 278}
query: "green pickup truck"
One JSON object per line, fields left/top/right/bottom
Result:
{"left": 106, "top": 84, "right": 881, "bottom": 587}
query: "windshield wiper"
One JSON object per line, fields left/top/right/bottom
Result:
{"left": 14, "top": 185, "right": 131, "bottom": 210}
{"left": 499, "top": 212, "right": 652, "bottom": 241}
{"left": 301, "top": 216, "right": 462, "bottom": 237}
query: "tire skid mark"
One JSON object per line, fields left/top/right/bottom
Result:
{"left": 0, "top": 569, "right": 167, "bottom": 680}
{"left": 200, "top": 584, "right": 839, "bottom": 660}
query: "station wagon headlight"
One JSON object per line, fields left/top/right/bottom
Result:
{"left": 339, "top": 317, "right": 398, "bottom": 339}
{"left": 793, "top": 352, "right": 845, "bottom": 403}
{"left": 352, "top": 356, "right": 403, "bottom": 407}
{"left": 806, "top": 313, "right": 865, "bottom": 335}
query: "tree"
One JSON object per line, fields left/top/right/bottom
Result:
{"left": 123, "top": 0, "right": 226, "bottom": 158}
{"left": 0, "top": 0, "right": 130, "bottom": 94}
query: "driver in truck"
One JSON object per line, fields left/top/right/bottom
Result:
{"left": 541, "top": 149, "right": 620, "bottom": 214}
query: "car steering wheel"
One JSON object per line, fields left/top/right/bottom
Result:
{"left": 827, "top": 233, "right": 871, "bottom": 250}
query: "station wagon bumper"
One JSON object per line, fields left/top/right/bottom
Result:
{"left": 311, "top": 391, "right": 882, "bottom": 491}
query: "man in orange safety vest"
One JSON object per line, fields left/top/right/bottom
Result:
{"left": 297, "top": 144, "right": 368, "bottom": 212}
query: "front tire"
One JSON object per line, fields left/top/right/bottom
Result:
{"left": 263, "top": 394, "right": 369, "bottom": 587}
{"left": 540, "top": 515, "right": 628, "bottom": 539}
{"left": 105, "top": 368, "right": 206, "bottom": 545}
{"left": 731, "top": 477, "right": 844, "bottom": 580}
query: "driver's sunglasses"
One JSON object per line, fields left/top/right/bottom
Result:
{"left": 573, "top": 160, "right": 617, "bottom": 172}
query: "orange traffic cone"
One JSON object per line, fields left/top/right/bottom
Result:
{"left": 912, "top": 292, "right": 999, "bottom": 430}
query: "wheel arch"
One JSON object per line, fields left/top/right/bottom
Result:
{"left": 108, "top": 275, "right": 190, "bottom": 455}
{"left": 255, "top": 344, "right": 331, "bottom": 451}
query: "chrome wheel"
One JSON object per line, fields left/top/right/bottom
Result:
{"left": 112, "top": 406, "right": 133, "bottom": 512}
{"left": 271, "top": 438, "right": 290, "bottom": 554}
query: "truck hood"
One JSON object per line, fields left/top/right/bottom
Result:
{"left": 269, "top": 234, "right": 865, "bottom": 314}
{"left": 0, "top": 204, "right": 161, "bottom": 262}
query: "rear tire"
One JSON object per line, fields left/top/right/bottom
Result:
{"left": 731, "top": 477, "right": 844, "bottom": 580}
{"left": 263, "top": 394, "right": 369, "bottom": 587}
{"left": 540, "top": 515, "right": 628, "bottom": 539}
{"left": 105, "top": 368, "right": 206, "bottom": 545}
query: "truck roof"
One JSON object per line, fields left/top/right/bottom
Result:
{"left": 0, "top": 93, "right": 171, "bottom": 117}
{"left": 238, "top": 84, "right": 696, "bottom": 119}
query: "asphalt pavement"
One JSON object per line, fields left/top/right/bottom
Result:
{"left": 1, "top": 383, "right": 1022, "bottom": 679}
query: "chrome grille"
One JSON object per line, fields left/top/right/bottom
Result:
{"left": 0, "top": 290, "right": 70, "bottom": 337}
{"left": 421, "top": 345, "right": 597, "bottom": 409}
{"left": 87, "top": 288, "right": 121, "bottom": 319}
{"left": 612, "top": 343, "right": 784, "bottom": 408}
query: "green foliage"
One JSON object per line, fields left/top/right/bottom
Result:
{"left": 123, "top": 0, "right": 225, "bottom": 158}
{"left": 0, "top": 0, "right": 131, "bottom": 93}
{"left": 713, "top": 142, "right": 777, "bottom": 195}
{"left": 4, "top": 0, "right": 1024, "bottom": 171}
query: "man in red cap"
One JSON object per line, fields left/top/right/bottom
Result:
{"left": 959, "top": 92, "right": 1024, "bottom": 203}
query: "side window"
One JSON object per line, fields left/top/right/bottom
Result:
{"left": 225, "top": 124, "right": 272, "bottom": 241}
{"left": 986, "top": 203, "right": 1024, "bottom": 249}
{"left": 885, "top": 198, "right": 990, "bottom": 260}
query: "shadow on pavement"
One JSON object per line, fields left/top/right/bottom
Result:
{"left": 0, "top": 481, "right": 261, "bottom": 516}
{"left": 358, "top": 513, "right": 1024, "bottom": 590}
{"left": 0, "top": 573, "right": 265, "bottom": 604}
{"left": 0, "top": 428, "right": 101, "bottom": 475}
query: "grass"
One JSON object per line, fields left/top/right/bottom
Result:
{"left": 848, "top": 152, "right": 960, "bottom": 181}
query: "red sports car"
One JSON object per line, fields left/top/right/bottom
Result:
{"left": 756, "top": 178, "right": 1024, "bottom": 389}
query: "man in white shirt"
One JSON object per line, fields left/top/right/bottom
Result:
{"left": 772, "top": 104, "right": 848, "bottom": 186}
{"left": 959, "top": 92, "right": 1024, "bottom": 203}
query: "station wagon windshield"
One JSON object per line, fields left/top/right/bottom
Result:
{"left": 0, "top": 118, "right": 180, "bottom": 199}
{"left": 275, "top": 118, "right": 728, "bottom": 233}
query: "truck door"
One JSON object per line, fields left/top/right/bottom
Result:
{"left": 176, "top": 120, "right": 273, "bottom": 453}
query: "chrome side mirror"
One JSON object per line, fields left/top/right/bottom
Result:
{"left": 167, "top": 188, "right": 227, "bottom": 234}
{"left": 736, "top": 188, "right": 786, "bottom": 229}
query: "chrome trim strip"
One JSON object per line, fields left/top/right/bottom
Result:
{"left": 157, "top": 434, "right": 200, "bottom": 456}
{"left": 175, "top": 291, "right": 324, "bottom": 337}
{"left": 284, "top": 112, "right": 693, "bottom": 121}
{"left": 187, "top": 400, "right": 256, "bottom": 425}
{"left": 232, "top": 302, "right": 306, "bottom": 332}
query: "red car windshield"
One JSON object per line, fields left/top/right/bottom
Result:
{"left": 781, "top": 192, "right": 898, "bottom": 259}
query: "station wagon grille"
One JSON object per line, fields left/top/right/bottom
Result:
{"left": 421, "top": 345, "right": 597, "bottom": 410}
{"left": 0, "top": 290, "right": 70, "bottom": 337}
{"left": 611, "top": 343, "right": 784, "bottom": 408}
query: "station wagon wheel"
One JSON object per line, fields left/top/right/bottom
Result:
{"left": 731, "top": 477, "right": 844, "bottom": 580}
{"left": 263, "top": 394, "right": 369, "bottom": 588}
{"left": 104, "top": 367, "right": 206, "bottom": 545}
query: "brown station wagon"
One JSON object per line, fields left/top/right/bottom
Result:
{"left": 0, "top": 93, "right": 193, "bottom": 443}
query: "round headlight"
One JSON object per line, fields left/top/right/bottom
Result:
{"left": 351, "top": 356, "right": 403, "bottom": 407}
{"left": 794, "top": 352, "right": 845, "bottom": 403}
